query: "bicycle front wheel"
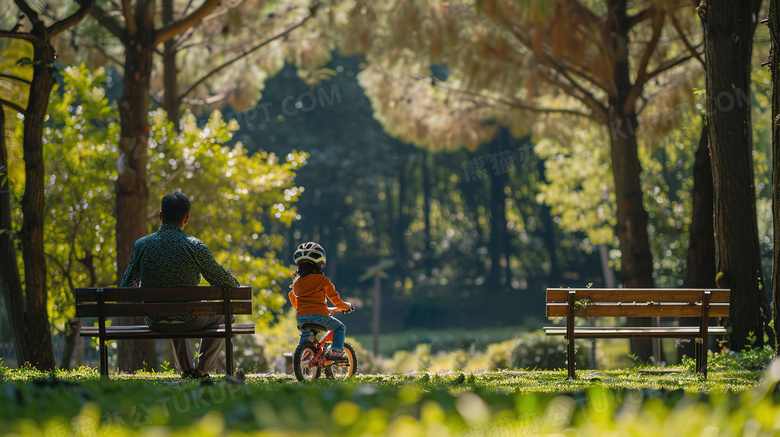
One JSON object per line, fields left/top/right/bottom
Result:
{"left": 324, "top": 342, "right": 358, "bottom": 379}
{"left": 293, "top": 341, "right": 321, "bottom": 382}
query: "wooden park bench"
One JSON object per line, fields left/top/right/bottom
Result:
{"left": 76, "top": 286, "right": 255, "bottom": 377}
{"left": 544, "top": 288, "right": 730, "bottom": 379}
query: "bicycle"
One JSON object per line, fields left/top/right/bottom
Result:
{"left": 293, "top": 307, "right": 358, "bottom": 381}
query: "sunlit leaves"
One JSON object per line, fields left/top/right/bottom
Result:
{"left": 9, "top": 65, "right": 306, "bottom": 335}
{"left": 146, "top": 108, "right": 307, "bottom": 326}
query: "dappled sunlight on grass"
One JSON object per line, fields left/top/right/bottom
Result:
{"left": 0, "top": 361, "right": 775, "bottom": 436}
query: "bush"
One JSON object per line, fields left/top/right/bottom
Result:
{"left": 486, "top": 338, "right": 516, "bottom": 370}
{"left": 509, "top": 330, "right": 592, "bottom": 370}
{"left": 687, "top": 345, "right": 775, "bottom": 372}
{"left": 219, "top": 333, "right": 271, "bottom": 373}
{"left": 386, "top": 344, "right": 434, "bottom": 373}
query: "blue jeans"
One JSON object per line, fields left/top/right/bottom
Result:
{"left": 296, "top": 314, "right": 346, "bottom": 352}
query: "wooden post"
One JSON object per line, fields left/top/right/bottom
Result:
{"left": 372, "top": 275, "right": 381, "bottom": 356}
{"left": 359, "top": 259, "right": 396, "bottom": 357}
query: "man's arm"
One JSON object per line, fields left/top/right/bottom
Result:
{"left": 193, "top": 241, "right": 240, "bottom": 287}
{"left": 120, "top": 240, "right": 142, "bottom": 287}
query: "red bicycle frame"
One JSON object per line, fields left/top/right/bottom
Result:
{"left": 301, "top": 307, "right": 346, "bottom": 367}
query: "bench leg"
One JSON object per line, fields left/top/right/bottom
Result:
{"left": 701, "top": 334, "right": 708, "bottom": 379}
{"left": 694, "top": 339, "right": 701, "bottom": 373}
{"left": 225, "top": 335, "right": 234, "bottom": 376}
{"left": 567, "top": 336, "right": 576, "bottom": 379}
{"left": 99, "top": 338, "right": 108, "bottom": 377}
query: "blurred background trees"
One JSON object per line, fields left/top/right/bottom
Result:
{"left": 0, "top": 0, "right": 777, "bottom": 370}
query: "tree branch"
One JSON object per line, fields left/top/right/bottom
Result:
{"left": 0, "top": 29, "right": 38, "bottom": 42}
{"left": 625, "top": 6, "right": 656, "bottom": 29}
{"left": 0, "top": 73, "right": 31, "bottom": 85}
{"left": 178, "top": 12, "right": 314, "bottom": 101}
{"left": 536, "top": 68, "right": 607, "bottom": 122}
{"left": 14, "top": 0, "right": 40, "bottom": 25}
{"left": 181, "top": 92, "right": 229, "bottom": 106}
{"left": 534, "top": 56, "right": 608, "bottom": 121}
{"left": 496, "top": 16, "right": 609, "bottom": 117}
{"left": 47, "top": 0, "right": 96, "bottom": 38}
{"left": 399, "top": 70, "right": 598, "bottom": 121}
{"left": 0, "top": 98, "right": 26, "bottom": 114}
{"left": 644, "top": 52, "right": 695, "bottom": 82}
{"left": 670, "top": 13, "right": 704, "bottom": 67}
{"left": 623, "top": 9, "right": 665, "bottom": 115}
{"left": 82, "top": 0, "right": 127, "bottom": 43}
{"left": 122, "top": 0, "right": 136, "bottom": 36}
{"left": 155, "top": 0, "right": 222, "bottom": 45}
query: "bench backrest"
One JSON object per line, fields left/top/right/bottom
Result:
{"left": 75, "top": 286, "right": 253, "bottom": 318}
{"left": 546, "top": 288, "right": 730, "bottom": 318}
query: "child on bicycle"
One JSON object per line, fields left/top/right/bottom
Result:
{"left": 288, "top": 242, "right": 354, "bottom": 360}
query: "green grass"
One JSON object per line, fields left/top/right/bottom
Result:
{"left": 350, "top": 325, "right": 536, "bottom": 356}
{"left": 0, "top": 361, "right": 775, "bottom": 436}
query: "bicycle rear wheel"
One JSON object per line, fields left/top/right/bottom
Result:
{"left": 293, "top": 341, "right": 321, "bottom": 382}
{"left": 324, "top": 342, "right": 358, "bottom": 379}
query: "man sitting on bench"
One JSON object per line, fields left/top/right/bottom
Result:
{"left": 120, "top": 192, "right": 240, "bottom": 379}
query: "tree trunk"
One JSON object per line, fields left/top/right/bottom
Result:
{"left": 17, "top": 32, "right": 57, "bottom": 370}
{"left": 0, "top": 106, "right": 28, "bottom": 369}
{"left": 608, "top": 1, "right": 655, "bottom": 361}
{"left": 390, "top": 159, "right": 413, "bottom": 280}
{"left": 115, "top": 20, "right": 157, "bottom": 373}
{"left": 162, "top": 0, "right": 180, "bottom": 127}
{"left": 680, "top": 122, "right": 716, "bottom": 362}
{"left": 488, "top": 133, "right": 508, "bottom": 289}
{"left": 535, "top": 154, "right": 560, "bottom": 283}
{"left": 769, "top": 0, "right": 780, "bottom": 355}
{"left": 701, "top": 0, "right": 771, "bottom": 352}
{"left": 421, "top": 150, "right": 433, "bottom": 275}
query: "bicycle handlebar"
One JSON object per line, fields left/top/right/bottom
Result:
{"left": 328, "top": 306, "right": 354, "bottom": 315}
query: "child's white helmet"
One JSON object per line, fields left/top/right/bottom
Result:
{"left": 293, "top": 242, "right": 327, "bottom": 267}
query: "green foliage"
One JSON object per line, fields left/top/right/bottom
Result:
{"left": 684, "top": 346, "right": 775, "bottom": 373}
{"left": 146, "top": 108, "right": 307, "bottom": 324}
{"left": 508, "top": 330, "right": 597, "bottom": 371}
{"left": 7, "top": 66, "right": 305, "bottom": 349}
{"left": 41, "top": 66, "right": 121, "bottom": 334}
{"left": 485, "top": 338, "right": 515, "bottom": 370}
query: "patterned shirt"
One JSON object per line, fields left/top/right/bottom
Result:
{"left": 120, "top": 223, "right": 240, "bottom": 324}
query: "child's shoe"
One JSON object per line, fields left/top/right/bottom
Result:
{"left": 328, "top": 349, "right": 347, "bottom": 362}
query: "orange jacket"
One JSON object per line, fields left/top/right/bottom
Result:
{"left": 288, "top": 273, "right": 350, "bottom": 316}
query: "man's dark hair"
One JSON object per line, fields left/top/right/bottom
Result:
{"left": 160, "top": 192, "right": 191, "bottom": 225}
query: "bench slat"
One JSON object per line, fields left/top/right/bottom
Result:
{"left": 546, "top": 288, "right": 731, "bottom": 303}
{"left": 75, "top": 286, "right": 252, "bottom": 302}
{"left": 76, "top": 301, "right": 252, "bottom": 317}
{"left": 543, "top": 326, "right": 727, "bottom": 339}
{"left": 79, "top": 323, "right": 255, "bottom": 340}
{"left": 546, "top": 302, "right": 730, "bottom": 318}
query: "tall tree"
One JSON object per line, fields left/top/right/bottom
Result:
{"left": 0, "top": 38, "right": 29, "bottom": 369}
{"left": 681, "top": 123, "right": 716, "bottom": 360}
{"left": 342, "top": 0, "right": 703, "bottom": 359}
{"left": 157, "top": 0, "right": 319, "bottom": 128}
{"left": 769, "top": 0, "right": 780, "bottom": 355}
{"left": 700, "top": 0, "right": 771, "bottom": 351}
{"left": 84, "top": 0, "right": 222, "bottom": 372}
{"left": 0, "top": 0, "right": 94, "bottom": 370}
